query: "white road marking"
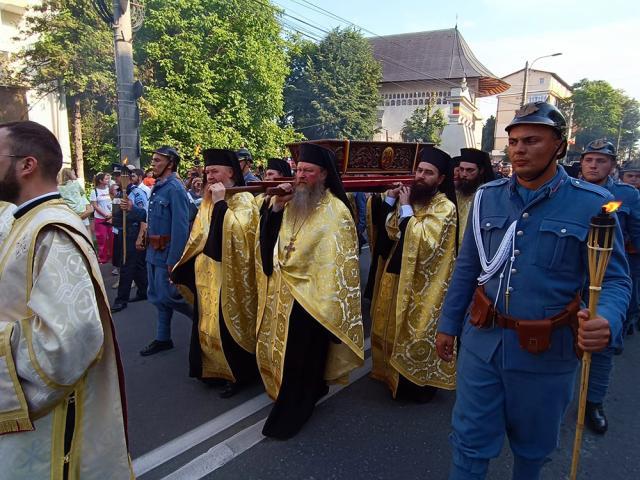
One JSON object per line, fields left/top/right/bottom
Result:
{"left": 163, "top": 354, "right": 373, "bottom": 480}
{"left": 135, "top": 338, "right": 371, "bottom": 478}
{"left": 133, "top": 394, "right": 272, "bottom": 476}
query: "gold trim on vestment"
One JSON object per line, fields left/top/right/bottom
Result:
{"left": 371, "top": 193, "right": 458, "bottom": 395}
{"left": 174, "top": 193, "right": 258, "bottom": 380}
{"left": 256, "top": 191, "right": 364, "bottom": 400}
{"left": 0, "top": 324, "right": 33, "bottom": 434}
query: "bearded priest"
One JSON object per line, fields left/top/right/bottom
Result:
{"left": 370, "top": 145, "right": 459, "bottom": 403}
{"left": 172, "top": 148, "right": 259, "bottom": 398}
{"left": 455, "top": 148, "right": 494, "bottom": 244}
{"left": 257, "top": 142, "right": 364, "bottom": 439}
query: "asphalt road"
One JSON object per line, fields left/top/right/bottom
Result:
{"left": 104, "top": 247, "right": 640, "bottom": 480}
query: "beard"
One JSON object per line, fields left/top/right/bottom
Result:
{"left": 0, "top": 162, "right": 20, "bottom": 203}
{"left": 457, "top": 175, "right": 482, "bottom": 195}
{"left": 409, "top": 180, "right": 438, "bottom": 205}
{"left": 288, "top": 181, "right": 326, "bottom": 222}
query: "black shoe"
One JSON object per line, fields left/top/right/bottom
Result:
{"left": 139, "top": 340, "right": 174, "bottom": 357}
{"left": 110, "top": 303, "right": 128, "bottom": 313}
{"left": 219, "top": 381, "right": 240, "bottom": 398}
{"left": 586, "top": 401, "right": 608, "bottom": 434}
{"left": 198, "top": 377, "right": 227, "bottom": 387}
{"left": 130, "top": 295, "right": 148, "bottom": 303}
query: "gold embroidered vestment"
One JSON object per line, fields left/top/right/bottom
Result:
{"left": 371, "top": 192, "right": 458, "bottom": 395}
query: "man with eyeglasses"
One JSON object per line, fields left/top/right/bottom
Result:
{"left": 0, "top": 120, "right": 132, "bottom": 477}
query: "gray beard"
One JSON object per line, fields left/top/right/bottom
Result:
{"left": 288, "top": 182, "right": 325, "bottom": 222}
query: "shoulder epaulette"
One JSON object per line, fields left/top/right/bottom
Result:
{"left": 613, "top": 181, "right": 638, "bottom": 192}
{"left": 568, "top": 178, "right": 610, "bottom": 198}
{"left": 479, "top": 177, "right": 509, "bottom": 190}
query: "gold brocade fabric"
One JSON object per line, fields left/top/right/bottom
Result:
{"left": 456, "top": 191, "right": 474, "bottom": 245}
{"left": 174, "top": 193, "right": 259, "bottom": 380}
{"left": 255, "top": 191, "right": 365, "bottom": 400}
{"left": 371, "top": 192, "right": 458, "bottom": 395}
{"left": 0, "top": 200, "right": 132, "bottom": 479}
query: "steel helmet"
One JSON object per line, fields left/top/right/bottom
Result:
{"left": 581, "top": 139, "right": 616, "bottom": 160}
{"left": 505, "top": 102, "right": 567, "bottom": 136}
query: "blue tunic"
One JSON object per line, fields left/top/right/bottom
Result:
{"left": 438, "top": 166, "right": 630, "bottom": 478}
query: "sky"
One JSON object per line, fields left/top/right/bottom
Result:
{"left": 275, "top": 0, "right": 640, "bottom": 120}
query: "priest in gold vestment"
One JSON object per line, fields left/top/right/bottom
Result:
{"left": 173, "top": 149, "right": 259, "bottom": 398}
{"left": 455, "top": 148, "right": 495, "bottom": 245}
{"left": 370, "top": 145, "right": 459, "bottom": 403}
{"left": 257, "top": 143, "right": 364, "bottom": 439}
{"left": 0, "top": 121, "right": 132, "bottom": 479}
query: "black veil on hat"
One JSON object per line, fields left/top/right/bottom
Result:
{"left": 419, "top": 145, "right": 460, "bottom": 252}
{"left": 297, "top": 142, "right": 352, "bottom": 216}
{"left": 202, "top": 148, "right": 245, "bottom": 187}
{"left": 459, "top": 148, "right": 495, "bottom": 184}
{"left": 266, "top": 157, "right": 293, "bottom": 177}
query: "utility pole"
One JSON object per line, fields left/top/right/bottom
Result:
{"left": 520, "top": 61, "right": 530, "bottom": 108}
{"left": 112, "top": 0, "right": 139, "bottom": 166}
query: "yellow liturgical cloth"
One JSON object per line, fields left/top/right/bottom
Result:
{"left": 256, "top": 191, "right": 365, "bottom": 400}
{"left": 174, "top": 192, "right": 258, "bottom": 381}
{"left": 371, "top": 192, "right": 458, "bottom": 396}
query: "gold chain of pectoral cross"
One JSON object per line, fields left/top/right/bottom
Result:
{"left": 283, "top": 217, "right": 308, "bottom": 261}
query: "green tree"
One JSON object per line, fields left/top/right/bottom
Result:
{"left": 561, "top": 79, "right": 625, "bottom": 152}
{"left": 481, "top": 115, "right": 496, "bottom": 152}
{"left": 9, "top": 0, "right": 115, "bottom": 181}
{"left": 618, "top": 98, "right": 640, "bottom": 161}
{"left": 137, "top": 0, "right": 298, "bottom": 168}
{"left": 400, "top": 99, "right": 446, "bottom": 144}
{"left": 284, "top": 27, "right": 382, "bottom": 140}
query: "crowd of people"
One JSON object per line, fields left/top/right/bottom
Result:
{"left": 1, "top": 101, "right": 639, "bottom": 479}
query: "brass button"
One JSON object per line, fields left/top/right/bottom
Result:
{"left": 516, "top": 230, "right": 524, "bottom": 236}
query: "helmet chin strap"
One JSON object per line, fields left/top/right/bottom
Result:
{"left": 516, "top": 139, "right": 566, "bottom": 184}
{"left": 154, "top": 159, "right": 173, "bottom": 179}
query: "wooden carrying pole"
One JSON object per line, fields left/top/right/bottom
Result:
{"left": 225, "top": 176, "right": 415, "bottom": 195}
{"left": 570, "top": 204, "right": 617, "bottom": 479}
{"left": 119, "top": 164, "right": 129, "bottom": 264}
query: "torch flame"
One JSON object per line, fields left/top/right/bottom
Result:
{"left": 123, "top": 157, "right": 129, "bottom": 165}
{"left": 603, "top": 201, "right": 622, "bottom": 214}
{"left": 194, "top": 144, "right": 201, "bottom": 157}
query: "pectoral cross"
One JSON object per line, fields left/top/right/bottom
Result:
{"left": 284, "top": 237, "right": 296, "bottom": 261}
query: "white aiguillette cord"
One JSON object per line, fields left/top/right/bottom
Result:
{"left": 472, "top": 189, "right": 518, "bottom": 309}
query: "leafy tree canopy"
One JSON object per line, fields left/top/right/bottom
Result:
{"left": 284, "top": 27, "right": 382, "bottom": 140}
{"left": 400, "top": 101, "right": 446, "bottom": 144}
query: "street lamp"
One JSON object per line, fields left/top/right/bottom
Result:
{"left": 520, "top": 52, "right": 563, "bottom": 107}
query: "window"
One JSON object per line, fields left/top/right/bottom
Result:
{"left": 413, "top": 99, "right": 418, "bottom": 105}
{"left": 419, "top": 99, "right": 424, "bottom": 105}
{"left": 402, "top": 99, "right": 407, "bottom": 105}
{"left": 1, "top": 9, "right": 22, "bottom": 27}
{"left": 539, "top": 77, "right": 544, "bottom": 85}
{"left": 529, "top": 94, "right": 548, "bottom": 103}
{"left": 390, "top": 100, "right": 396, "bottom": 106}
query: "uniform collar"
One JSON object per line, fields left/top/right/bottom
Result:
{"left": 604, "top": 176, "right": 615, "bottom": 189}
{"left": 13, "top": 192, "right": 61, "bottom": 219}
{"left": 509, "top": 165, "right": 567, "bottom": 199}
{"left": 154, "top": 172, "right": 177, "bottom": 188}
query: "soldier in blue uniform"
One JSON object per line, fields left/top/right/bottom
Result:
{"left": 111, "top": 166, "right": 150, "bottom": 313}
{"left": 436, "top": 102, "right": 630, "bottom": 480}
{"left": 140, "top": 146, "right": 193, "bottom": 356}
{"left": 580, "top": 139, "right": 640, "bottom": 433}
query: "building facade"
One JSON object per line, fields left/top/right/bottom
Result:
{"left": 493, "top": 68, "right": 572, "bottom": 157}
{"left": 368, "top": 28, "right": 509, "bottom": 156}
{"left": 1, "top": 0, "right": 72, "bottom": 166}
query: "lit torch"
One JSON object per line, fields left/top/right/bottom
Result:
{"left": 120, "top": 157, "right": 129, "bottom": 265}
{"left": 570, "top": 200, "right": 621, "bottom": 479}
